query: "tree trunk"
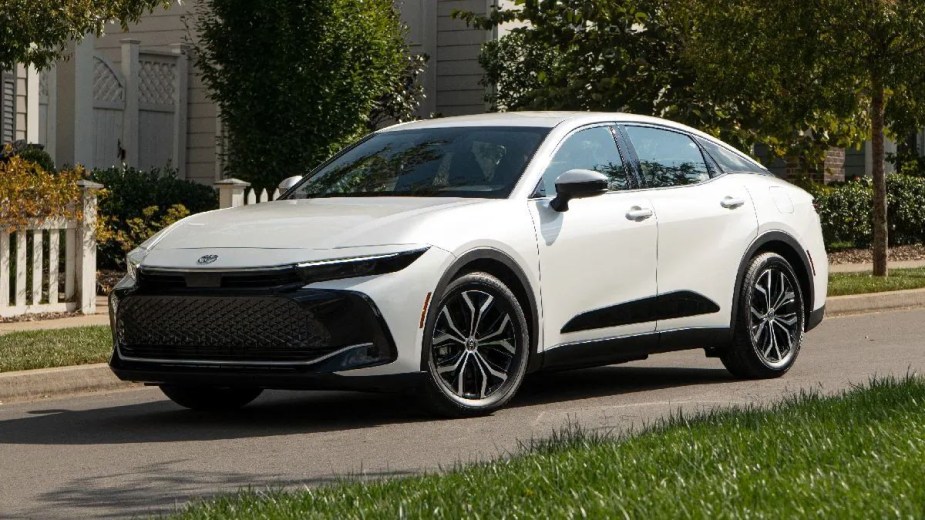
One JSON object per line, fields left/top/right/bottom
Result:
{"left": 871, "top": 82, "right": 888, "bottom": 277}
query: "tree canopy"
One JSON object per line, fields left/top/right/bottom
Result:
{"left": 469, "top": 0, "right": 925, "bottom": 275}
{"left": 0, "top": 0, "right": 172, "bottom": 71}
{"left": 689, "top": 0, "right": 925, "bottom": 275}
{"left": 195, "top": 0, "right": 422, "bottom": 190}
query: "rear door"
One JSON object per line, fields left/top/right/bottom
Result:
{"left": 620, "top": 124, "right": 759, "bottom": 331}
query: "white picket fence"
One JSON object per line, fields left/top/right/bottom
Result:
{"left": 215, "top": 178, "right": 280, "bottom": 209}
{"left": 0, "top": 181, "right": 102, "bottom": 318}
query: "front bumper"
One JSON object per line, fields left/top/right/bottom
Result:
{"left": 109, "top": 280, "right": 411, "bottom": 389}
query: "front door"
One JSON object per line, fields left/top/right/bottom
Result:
{"left": 528, "top": 125, "right": 659, "bottom": 350}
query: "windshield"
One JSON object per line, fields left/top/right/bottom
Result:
{"left": 286, "top": 126, "right": 549, "bottom": 199}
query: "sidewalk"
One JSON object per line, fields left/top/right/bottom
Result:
{"left": 0, "top": 296, "right": 110, "bottom": 335}
{"left": 829, "top": 259, "right": 925, "bottom": 273}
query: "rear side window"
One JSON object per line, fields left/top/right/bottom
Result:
{"left": 624, "top": 126, "right": 710, "bottom": 188}
{"left": 698, "top": 138, "right": 764, "bottom": 173}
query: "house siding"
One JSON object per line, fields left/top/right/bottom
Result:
{"left": 436, "top": 0, "right": 490, "bottom": 116}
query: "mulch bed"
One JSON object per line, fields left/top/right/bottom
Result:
{"left": 828, "top": 244, "right": 925, "bottom": 265}
{"left": 0, "top": 310, "right": 86, "bottom": 324}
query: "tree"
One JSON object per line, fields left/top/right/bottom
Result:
{"left": 194, "top": 0, "right": 422, "bottom": 190}
{"left": 688, "top": 0, "right": 925, "bottom": 276}
{"left": 463, "top": 0, "right": 862, "bottom": 167}
{"left": 0, "top": 0, "right": 171, "bottom": 71}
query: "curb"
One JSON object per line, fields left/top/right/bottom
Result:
{"left": 826, "top": 287, "right": 925, "bottom": 316}
{"left": 0, "top": 363, "right": 136, "bottom": 403}
{"left": 2, "top": 290, "right": 925, "bottom": 403}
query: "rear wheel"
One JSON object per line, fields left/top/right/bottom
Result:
{"left": 721, "top": 252, "right": 805, "bottom": 378}
{"left": 159, "top": 385, "right": 263, "bottom": 411}
{"left": 422, "top": 272, "right": 530, "bottom": 417}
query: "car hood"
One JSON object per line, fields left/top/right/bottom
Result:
{"left": 147, "top": 197, "right": 479, "bottom": 252}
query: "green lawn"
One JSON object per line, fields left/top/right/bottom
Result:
{"left": 170, "top": 377, "right": 925, "bottom": 519}
{"left": 829, "top": 266, "right": 925, "bottom": 296}
{"left": 0, "top": 326, "right": 111, "bottom": 372}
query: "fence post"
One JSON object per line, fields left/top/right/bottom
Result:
{"left": 120, "top": 39, "right": 140, "bottom": 168}
{"left": 170, "top": 43, "right": 189, "bottom": 179}
{"left": 215, "top": 178, "right": 250, "bottom": 208}
{"left": 76, "top": 180, "right": 103, "bottom": 314}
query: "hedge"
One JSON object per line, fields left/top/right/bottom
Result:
{"left": 802, "top": 174, "right": 925, "bottom": 249}
{"left": 88, "top": 167, "right": 218, "bottom": 269}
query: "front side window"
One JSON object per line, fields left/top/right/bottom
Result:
{"left": 538, "top": 126, "right": 629, "bottom": 197}
{"left": 286, "top": 126, "right": 549, "bottom": 199}
{"left": 624, "top": 126, "right": 710, "bottom": 188}
{"left": 698, "top": 138, "right": 766, "bottom": 174}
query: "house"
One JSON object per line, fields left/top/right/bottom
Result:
{"left": 1, "top": 0, "right": 506, "bottom": 185}
{"left": 0, "top": 0, "right": 901, "bottom": 185}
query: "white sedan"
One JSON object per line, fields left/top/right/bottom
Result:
{"left": 109, "top": 112, "right": 828, "bottom": 416}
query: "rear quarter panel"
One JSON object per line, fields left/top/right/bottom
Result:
{"left": 742, "top": 174, "right": 828, "bottom": 312}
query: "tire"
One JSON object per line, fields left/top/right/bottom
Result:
{"left": 421, "top": 272, "right": 530, "bottom": 417}
{"left": 721, "top": 252, "right": 805, "bottom": 379}
{"left": 159, "top": 385, "right": 263, "bottom": 411}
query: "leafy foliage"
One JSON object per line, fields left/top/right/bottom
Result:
{"left": 194, "top": 0, "right": 421, "bottom": 191}
{"left": 0, "top": 152, "right": 82, "bottom": 231}
{"left": 1, "top": 141, "right": 55, "bottom": 172}
{"left": 802, "top": 175, "right": 925, "bottom": 248}
{"left": 462, "top": 0, "right": 861, "bottom": 160}
{"left": 366, "top": 53, "right": 428, "bottom": 132}
{"left": 0, "top": 0, "right": 172, "bottom": 70}
{"left": 688, "top": 0, "right": 925, "bottom": 275}
{"left": 88, "top": 166, "right": 217, "bottom": 268}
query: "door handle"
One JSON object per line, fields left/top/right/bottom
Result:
{"left": 626, "top": 206, "right": 654, "bottom": 221}
{"left": 720, "top": 196, "right": 746, "bottom": 209}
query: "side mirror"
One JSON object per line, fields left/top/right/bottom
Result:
{"left": 550, "top": 169, "right": 609, "bottom": 212}
{"left": 278, "top": 175, "right": 303, "bottom": 194}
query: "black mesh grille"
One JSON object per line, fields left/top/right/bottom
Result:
{"left": 117, "top": 295, "right": 341, "bottom": 362}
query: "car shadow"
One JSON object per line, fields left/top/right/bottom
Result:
{"left": 17, "top": 463, "right": 416, "bottom": 520}
{"left": 0, "top": 365, "right": 735, "bottom": 447}
{"left": 515, "top": 365, "right": 736, "bottom": 407}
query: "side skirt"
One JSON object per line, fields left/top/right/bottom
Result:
{"left": 540, "top": 327, "right": 732, "bottom": 372}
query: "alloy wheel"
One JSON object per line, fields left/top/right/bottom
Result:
{"left": 749, "top": 267, "right": 801, "bottom": 368}
{"left": 430, "top": 289, "right": 519, "bottom": 402}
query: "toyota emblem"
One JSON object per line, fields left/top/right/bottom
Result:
{"left": 197, "top": 254, "right": 218, "bottom": 265}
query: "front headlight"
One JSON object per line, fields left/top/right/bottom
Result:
{"left": 295, "top": 247, "right": 429, "bottom": 285}
{"left": 125, "top": 247, "right": 148, "bottom": 282}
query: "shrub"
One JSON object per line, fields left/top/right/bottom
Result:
{"left": 97, "top": 204, "right": 190, "bottom": 268}
{"left": 1, "top": 141, "right": 56, "bottom": 172}
{"left": 888, "top": 174, "right": 925, "bottom": 245}
{"left": 803, "top": 174, "right": 925, "bottom": 249}
{"left": 0, "top": 152, "right": 81, "bottom": 231}
{"left": 88, "top": 166, "right": 217, "bottom": 268}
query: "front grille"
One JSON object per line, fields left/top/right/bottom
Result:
{"left": 117, "top": 295, "right": 340, "bottom": 362}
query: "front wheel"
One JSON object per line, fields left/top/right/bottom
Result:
{"left": 421, "top": 272, "right": 530, "bottom": 417}
{"left": 159, "top": 385, "right": 263, "bottom": 411}
{"left": 721, "top": 252, "right": 805, "bottom": 378}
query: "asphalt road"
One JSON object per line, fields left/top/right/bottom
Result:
{"left": 3, "top": 308, "right": 925, "bottom": 519}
